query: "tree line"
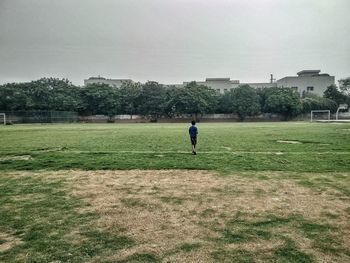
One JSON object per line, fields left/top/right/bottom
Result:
{"left": 0, "top": 77, "right": 349, "bottom": 121}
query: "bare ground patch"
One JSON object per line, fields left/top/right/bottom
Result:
{"left": 51, "top": 169, "right": 348, "bottom": 262}
{"left": 277, "top": 140, "right": 302, "bottom": 144}
{"left": 6, "top": 170, "right": 349, "bottom": 262}
{"left": 0, "top": 155, "right": 32, "bottom": 161}
{"left": 0, "top": 232, "right": 23, "bottom": 253}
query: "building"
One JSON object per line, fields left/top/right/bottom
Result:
{"left": 183, "top": 78, "right": 240, "bottom": 93}
{"left": 244, "top": 82, "right": 277, "bottom": 89}
{"left": 84, "top": 76, "right": 133, "bottom": 88}
{"left": 180, "top": 78, "right": 276, "bottom": 93}
{"left": 180, "top": 70, "right": 334, "bottom": 96}
{"left": 276, "top": 70, "right": 335, "bottom": 97}
{"left": 84, "top": 69, "right": 335, "bottom": 96}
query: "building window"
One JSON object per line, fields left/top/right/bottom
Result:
{"left": 307, "top": 86, "right": 314, "bottom": 91}
{"left": 224, "top": 89, "right": 228, "bottom": 93}
{"left": 216, "top": 89, "right": 220, "bottom": 93}
{"left": 291, "top": 86, "right": 298, "bottom": 91}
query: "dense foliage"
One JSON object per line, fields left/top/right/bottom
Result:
{"left": 323, "top": 84, "right": 350, "bottom": 105}
{"left": 231, "top": 85, "right": 261, "bottom": 120}
{"left": 301, "top": 94, "right": 338, "bottom": 113}
{"left": 1, "top": 77, "right": 349, "bottom": 120}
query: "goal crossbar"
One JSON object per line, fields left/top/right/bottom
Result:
{"left": 310, "top": 110, "right": 330, "bottom": 122}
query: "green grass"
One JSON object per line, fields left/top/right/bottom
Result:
{"left": 0, "top": 122, "right": 349, "bottom": 262}
{"left": 177, "top": 242, "right": 202, "bottom": 252}
{"left": 210, "top": 212, "right": 346, "bottom": 263}
{"left": 121, "top": 198, "right": 149, "bottom": 208}
{"left": 274, "top": 239, "right": 314, "bottom": 263}
{"left": 211, "top": 249, "right": 255, "bottom": 263}
{"left": 114, "top": 253, "right": 160, "bottom": 263}
{"left": 0, "top": 122, "right": 349, "bottom": 172}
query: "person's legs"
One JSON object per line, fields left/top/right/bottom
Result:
{"left": 191, "top": 137, "right": 197, "bottom": 154}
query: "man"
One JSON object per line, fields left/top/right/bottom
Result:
{"left": 189, "top": 120, "right": 198, "bottom": 155}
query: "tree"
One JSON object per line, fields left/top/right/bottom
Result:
{"left": 35, "top": 78, "right": 81, "bottom": 111}
{"left": 119, "top": 80, "right": 142, "bottom": 118}
{"left": 0, "top": 83, "right": 28, "bottom": 111}
{"left": 339, "top": 77, "right": 350, "bottom": 96}
{"left": 163, "top": 86, "right": 180, "bottom": 117}
{"left": 216, "top": 92, "right": 233, "bottom": 114}
{"left": 0, "top": 78, "right": 82, "bottom": 112}
{"left": 138, "top": 81, "right": 167, "bottom": 121}
{"left": 80, "top": 83, "right": 120, "bottom": 121}
{"left": 231, "top": 85, "right": 260, "bottom": 121}
{"left": 323, "top": 85, "right": 348, "bottom": 105}
{"left": 263, "top": 87, "right": 301, "bottom": 120}
{"left": 169, "top": 82, "right": 218, "bottom": 120}
{"left": 301, "top": 93, "right": 338, "bottom": 113}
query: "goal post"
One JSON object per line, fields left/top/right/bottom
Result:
{"left": 336, "top": 104, "right": 348, "bottom": 120}
{"left": 310, "top": 110, "right": 330, "bottom": 122}
{"left": 0, "top": 113, "right": 6, "bottom": 125}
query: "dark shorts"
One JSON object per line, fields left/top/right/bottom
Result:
{"left": 190, "top": 136, "right": 197, "bottom": 146}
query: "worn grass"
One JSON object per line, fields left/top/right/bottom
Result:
{"left": 0, "top": 172, "right": 135, "bottom": 263}
{"left": 1, "top": 170, "right": 348, "bottom": 262}
{"left": 0, "top": 122, "right": 349, "bottom": 262}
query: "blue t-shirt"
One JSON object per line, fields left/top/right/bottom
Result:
{"left": 189, "top": 125, "right": 198, "bottom": 138}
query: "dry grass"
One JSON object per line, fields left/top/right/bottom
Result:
{"left": 0, "top": 232, "right": 23, "bottom": 253}
{"left": 0, "top": 155, "right": 32, "bottom": 161}
{"left": 49, "top": 169, "right": 348, "bottom": 262}
{"left": 5, "top": 170, "right": 349, "bottom": 262}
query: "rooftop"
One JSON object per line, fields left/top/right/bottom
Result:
{"left": 205, "top": 78, "right": 231, "bottom": 81}
{"left": 297, "top": 70, "right": 321, "bottom": 76}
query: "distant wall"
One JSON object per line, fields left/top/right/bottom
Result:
{"left": 79, "top": 113, "right": 286, "bottom": 123}
{"left": 78, "top": 112, "right": 350, "bottom": 123}
{"left": 3, "top": 111, "right": 79, "bottom": 124}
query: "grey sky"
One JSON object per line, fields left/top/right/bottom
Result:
{"left": 0, "top": 0, "right": 349, "bottom": 86}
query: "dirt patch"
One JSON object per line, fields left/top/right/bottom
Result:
{"left": 6, "top": 170, "right": 348, "bottom": 262}
{"left": 221, "top": 146, "right": 232, "bottom": 151}
{"left": 277, "top": 140, "right": 302, "bottom": 144}
{"left": 48, "top": 169, "right": 348, "bottom": 262}
{"left": 0, "top": 232, "right": 23, "bottom": 252}
{"left": 0, "top": 155, "right": 32, "bottom": 161}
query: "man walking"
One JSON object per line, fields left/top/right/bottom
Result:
{"left": 189, "top": 120, "right": 198, "bottom": 155}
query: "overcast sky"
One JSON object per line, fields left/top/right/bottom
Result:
{"left": 0, "top": 0, "right": 349, "bottom": 86}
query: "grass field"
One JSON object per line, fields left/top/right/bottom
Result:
{"left": 0, "top": 122, "right": 349, "bottom": 262}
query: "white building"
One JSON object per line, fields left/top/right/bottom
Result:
{"left": 180, "top": 70, "right": 334, "bottom": 96}
{"left": 84, "top": 69, "right": 335, "bottom": 96}
{"left": 84, "top": 77, "right": 133, "bottom": 88}
{"left": 183, "top": 78, "right": 240, "bottom": 93}
{"left": 245, "top": 82, "right": 277, "bottom": 89}
{"left": 180, "top": 78, "right": 276, "bottom": 93}
{"left": 276, "top": 70, "right": 335, "bottom": 96}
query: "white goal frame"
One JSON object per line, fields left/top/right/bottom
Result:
{"left": 336, "top": 104, "right": 348, "bottom": 120}
{"left": 310, "top": 110, "right": 330, "bottom": 122}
